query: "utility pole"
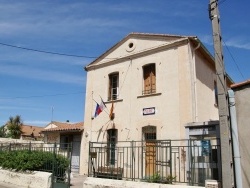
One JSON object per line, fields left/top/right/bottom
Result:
{"left": 209, "top": 0, "right": 234, "bottom": 187}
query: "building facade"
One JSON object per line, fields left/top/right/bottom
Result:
{"left": 42, "top": 121, "right": 83, "bottom": 173}
{"left": 80, "top": 33, "right": 232, "bottom": 180}
{"left": 231, "top": 80, "right": 250, "bottom": 188}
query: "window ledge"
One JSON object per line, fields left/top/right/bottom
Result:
{"left": 105, "top": 99, "right": 123, "bottom": 104}
{"left": 137, "top": 93, "right": 162, "bottom": 98}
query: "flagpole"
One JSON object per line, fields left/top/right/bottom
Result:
{"left": 90, "top": 91, "right": 94, "bottom": 142}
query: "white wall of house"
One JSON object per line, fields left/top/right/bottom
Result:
{"left": 80, "top": 33, "right": 220, "bottom": 175}
{"left": 232, "top": 82, "right": 250, "bottom": 188}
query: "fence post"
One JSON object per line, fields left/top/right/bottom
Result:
{"left": 51, "top": 142, "right": 56, "bottom": 186}
{"left": 169, "top": 140, "right": 172, "bottom": 181}
{"left": 67, "top": 142, "right": 72, "bottom": 186}
{"left": 131, "top": 140, "right": 134, "bottom": 181}
{"left": 29, "top": 142, "right": 31, "bottom": 152}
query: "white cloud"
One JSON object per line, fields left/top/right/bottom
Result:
{"left": 0, "top": 64, "right": 85, "bottom": 85}
{"left": 225, "top": 38, "right": 250, "bottom": 50}
{"left": 23, "top": 120, "right": 49, "bottom": 126}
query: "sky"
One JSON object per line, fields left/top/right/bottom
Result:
{"left": 0, "top": 0, "right": 249, "bottom": 127}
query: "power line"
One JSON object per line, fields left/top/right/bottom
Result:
{"left": 222, "top": 39, "right": 245, "bottom": 80}
{"left": 218, "top": 0, "right": 228, "bottom": 5}
{"left": 0, "top": 91, "right": 84, "bottom": 99}
{"left": 0, "top": 42, "right": 97, "bottom": 58}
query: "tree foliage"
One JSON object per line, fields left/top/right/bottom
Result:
{"left": 0, "top": 125, "right": 7, "bottom": 138}
{"left": 6, "top": 115, "right": 23, "bottom": 139}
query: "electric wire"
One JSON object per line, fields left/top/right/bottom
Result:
{"left": 0, "top": 42, "right": 98, "bottom": 59}
{"left": 218, "top": 0, "right": 228, "bottom": 5}
{"left": 222, "top": 39, "right": 245, "bottom": 80}
{"left": 0, "top": 91, "right": 84, "bottom": 99}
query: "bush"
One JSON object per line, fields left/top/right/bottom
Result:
{"left": 144, "top": 172, "right": 176, "bottom": 184}
{"left": 0, "top": 149, "right": 69, "bottom": 180}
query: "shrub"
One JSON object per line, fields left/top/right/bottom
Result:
{"left": 0, "top": 150, "right": 69, "bottom": 180}
{"left": 144, "top": 172, "right": 176, "bottom": 184}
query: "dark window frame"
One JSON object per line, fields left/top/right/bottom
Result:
{"left": 108, "top": 72, "right": 119, "bottom": 101}
{"left": 143, "top": 64, "right": 156, "bottom": 95}
{"left": 107, "top": 129, "right": 118, "bottom": 165}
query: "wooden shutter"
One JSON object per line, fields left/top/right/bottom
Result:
{"left": 144, "top": 66, "right": 151, "bottom": 94}
{"left": 150, "top": 65, "right": 156, "bottom": 93}
{"left": 143, "top": 64, "right": 156, "bottom": 94}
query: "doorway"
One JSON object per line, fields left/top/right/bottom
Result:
{"left": 142, "top": 126, "right": 156, "bottom": 176}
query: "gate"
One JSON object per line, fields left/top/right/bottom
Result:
{"left": 51, "top": 143, "right": 72, "bottom": 188}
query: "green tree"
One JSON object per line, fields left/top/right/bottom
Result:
{"left": 6, "top": 115, "right": 23, "bottom": 139}
{"left": 0, "top": 125, "right": 7, "bottom": 137}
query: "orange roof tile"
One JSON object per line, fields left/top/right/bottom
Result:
{"left": 21, "top": 125, "right": 44, "bottom": 137}
{"left": 42, "top": 121, "right": 84, "bottom": 132}
{"left": 231, "top": 79, "right": 250, "bottom": 89}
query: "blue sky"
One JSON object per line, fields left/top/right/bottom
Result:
{"left": 0, "top": 0, "right": 249, "bottom": 127}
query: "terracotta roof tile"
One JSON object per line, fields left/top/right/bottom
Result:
{"left": 21, "top": 125, "right": 44, "bottom": 137}
{"left": 231, "top": 79, "right": 250, "bottom": 89}
{"left": 42, "top": 121, "right": 84, "bottom": 132}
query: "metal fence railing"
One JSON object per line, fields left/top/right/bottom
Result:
{"left": 88, "top": 139, "right": 221, "bottom": 186}
{"left": 0, "top": 142, "right": 72, "bottom": 188}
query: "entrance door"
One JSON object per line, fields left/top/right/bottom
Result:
{"left": 146, "top": 140, "right": 156, "bottom": 176}
{"left": 143, "top": 126, "right": 156, "bottom": 176}
{"left": 71, "top": 135, "right": 81, "bottom": 173}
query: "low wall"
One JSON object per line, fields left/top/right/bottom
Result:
{"left": 83, "top": 177, "right": 205, "bottom": 188}
{"left": 0, "top": 169, "right": 52, "bottom": 188}
{"left": 0, "top": 138, "right": 44, "bottom": 144}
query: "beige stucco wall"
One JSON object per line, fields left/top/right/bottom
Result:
{"left": 44, "top": 132, "right": 60, "bottom": 143}
{"left": 195, "top": 51, "right": 219, "bottom": 121}
{"left": 233, "top": 85, "right": 250, "bottom": 188}
{"left": 80, "top": 37, "right": 219, "bottom": 175}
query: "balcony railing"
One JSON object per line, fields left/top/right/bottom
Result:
{"left": 142, "top": 88, "right": 156, "bottom": 95}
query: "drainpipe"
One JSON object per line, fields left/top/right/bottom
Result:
{"left": 191, "top": 38, "right": 200, "bottom": 122}
{"left": 228, "top": 90, "right": 243, "bottom": 188}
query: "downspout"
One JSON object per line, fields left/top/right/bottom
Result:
{"left": 228, "top": 89, "right": 243, "bottom": 188}
{"left": 190, "top": 38, "right": 200, "bottom": 122}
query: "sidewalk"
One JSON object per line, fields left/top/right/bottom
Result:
{"left": 0, "top": 182, "right": 26, "bottom": 188}
{"left": 0, "top": 174, "right": 86, "bottom": 188}
{"left": 70, "top": 174, "right": 87, "bottom": 188}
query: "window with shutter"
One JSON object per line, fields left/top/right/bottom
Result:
{"left": 143, "top": 64, "right": 156, "bottom": 95}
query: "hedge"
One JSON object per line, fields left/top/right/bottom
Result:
{"left": 0, "top": 150, "right": 69, "bottom": 179}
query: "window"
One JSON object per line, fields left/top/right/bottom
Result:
{"left": 107, "top": 129, "right": 117, "bottom": 165}
{"left": 142, "top": 126, "right": 157, "bottom": 141}
{"left": 108, "top": 73, "right": 119, "bottom": 101}
{"left": 214, "top": 81, "right": 218, "bottom": 106}
{"left": 60, "top": 135, "right": 73, "bottom": 150}
{"left": 143, "top": 64, "right": 156, "bottom": 95}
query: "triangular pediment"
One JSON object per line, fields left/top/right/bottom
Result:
{"left": 86, "top": 33, "right": 193, "bottom": 70}
{"left": 44, "top": 123, "right": 58, "bottom": 130}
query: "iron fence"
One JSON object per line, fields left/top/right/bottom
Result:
{"left": 0, "top": 142, "right": 72, "bottom": 188}
{"left": 88, "top": 139, "right": 220, "bottom": 186}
